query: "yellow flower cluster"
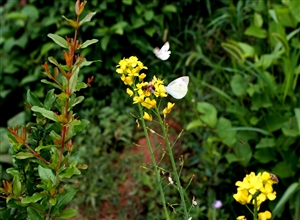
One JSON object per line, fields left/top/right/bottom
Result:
{"left": 233, "top": 172, "right": 277, "bottom": 220}
{"left": 116, "top": 56, "right": 174, "bottom": 121}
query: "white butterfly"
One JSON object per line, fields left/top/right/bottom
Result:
{"left": 165, "top": 76, "right": 189, "bottom": 99}
{"left": 153, "top": 42, "right": 171, "bottom": 60}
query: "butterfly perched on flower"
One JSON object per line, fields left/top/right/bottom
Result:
{"left": 153, "top": 42, "right": 171, "bottom": 60}
{"left": 165, "top": 76, "right": 189, "bottom": 99}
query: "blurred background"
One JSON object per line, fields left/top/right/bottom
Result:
{"left": 1, "top": 0, "right": 299, "bottom": 219}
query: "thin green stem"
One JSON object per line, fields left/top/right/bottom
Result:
{"left": 137, "top": 104, "right": 170, "bottom": 220}
{"left": 155, "top": 108, "right": 189, "bottom": 219}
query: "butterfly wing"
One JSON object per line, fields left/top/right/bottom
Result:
{"left": 153, "top": 42, "right": 171, "bottom": 60}
{"left": 165, "top": 76, "right": 189, "bottom": 99}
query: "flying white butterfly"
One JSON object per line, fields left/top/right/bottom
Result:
{"left": 153, "top": 42, "right": 171, "bottom": 60}
{"left": 165, "top": 76, "right": 189, "bottom": 99}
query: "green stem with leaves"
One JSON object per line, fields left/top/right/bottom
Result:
{"left": 137, "top": 103, "right": 170, "bottom": 220}
{"left": 155, "top": 107, "right": 189, "bottom": 219}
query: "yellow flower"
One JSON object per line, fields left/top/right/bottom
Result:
{"left": 163, "top": 102, "right": 175, "bottom": 116}
{"left": 260, "top": 183, "right": 276, "bottom": 201}
{"left": 141, "top": 98, "right": 156, "bottom": 109}
{"left": 126, "top": 88, "right": 134, "bottom": 97}
{"left": 258, "top": 211, "right": 272, "bottom": 220}
{"left": 236, "top": 216, "right": 247, "bottom": 220}
{"left": 233, "top": 188, "right": 252, "bottom": 205}
{"left": 139, "top": 73, "right": 146, "bottom": 81}
{"left": 143, "top": 112, "right": 152, "bottom": 121}
{"left": 121, "top": 75, "right": 133, "bottom": 86}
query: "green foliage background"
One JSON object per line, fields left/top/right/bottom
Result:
{"left": 1, "top": 0, "right": 300, "bottom": 219}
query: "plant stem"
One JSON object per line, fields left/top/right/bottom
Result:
{"left": 156, "top": 108, "right": 189, "bottom": 219}
{"left": 137, "top": 104, "right": 170, "bottom": 220}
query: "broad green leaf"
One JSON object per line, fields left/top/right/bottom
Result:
{"left": 233, "top": 142, "right": 252, "bottom": 166}
{"left": 49, "top": 130, "right": 62, "bottom": 143}
{"left": 237, "top": 42, "right": 255, "bottom": 57}
{"left": 59, "top": 166, "right": 81, "bottom": 178}
{"left": 272, "top": 182, "right": 300, "bottom": 219}
{"left": 225, "top": 153, "right": 239, "bottom": 164}
{"left": 7, "top": 112, "right": 26, "bottom": 127}
{"left": 196, "top": 102, "right": 218, "bottom": 128}
{"left": 287, "top": 0, "right": 300, "bottom": 22}
{"left": 38, "top": 165, "right": 55, "bottom": 183}
{"left": 295, "top": 108, "right": 300, "bottom": 135}
{"left": 122, "top": 0, "right": 132, "bottom": 5}
{"left": 51, "top": 188, "right": 77, "bottom": 214}
{"left": 244, "top": 26, "right": 267, "bottom": 38}
{"left": 282, "top": 117, "right": 299, "bottom": 137}
{"left": 75, "top": 82, "right": 87, "bottom": 91}
{"left": 59, "top": 209, "right": 78, "bottom": 219}
{"left": 47, "top": 34, "right": 68, "bottom": 48}
{"left": 79, "top": 11, "right": 97, "bottom": 26}
{"left": 256, "top": 138, "right": 275, "bottom": 148}
{"left": 254, "top": 12, "right": 263, "bottom": 28}
{"left": 144, "top": 26, "right": 156, "bottom": 37}
{"left": 216, "top": 117, "right": 236, "bottom": 146}
{"left": 259, "top": 113, "right": 287, "bottom": 132}
{"left": 272, "top": 161, "right": 294, "bottom": 178}
{"left": 31, "top": 106, "right": 58, "bottom": 122}
{"left": 22, "top": 193, "right": 44, "bottom": 204}
{"left": 79, "top": 39, "right": 98, "bottom": 49}
{"left": 15, "top": 152, "right": 34, "bottom": 159}
{"left": 144, "top": 10, "right": 154, "bottom": 21}
{"left": 12, "top": 175, "right": 21, "bottom": 197}
{"left": 27, "top": 206, "right": 44, "bottom": 220}
{"left": 253, "top": 148, "right": 276, "bottom": 163}
{"left": 44, "top": 89, "right": 56, "bottom": 110}
{"left": 101, "top": 35, "right": 110, "bottom": 51}
{"left": 71, "top": 96, "right": 84, "bottom": 107}
{"left": 230, "top": 74, "right": 247, "bottom": 96}
{"left": 162, "top": 4, "right": 177, "bottom": 13}
{"left": 186, "top": 119, "right": 204, "bottom": 130}
{"left": 27, "top": 90, "right": 43, "bottom": 108}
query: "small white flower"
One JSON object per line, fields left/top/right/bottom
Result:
{"left": 168, "top": 176, "right": 174, "bottom": 184}
{"left": 192, "top": 196, "right": 197, "bottom": 207}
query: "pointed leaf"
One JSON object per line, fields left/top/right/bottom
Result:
{"left": 27, "top": 206, "right": 44, "bottom": 220}
{"left": 59, "top": 209, "right": 78, "bottom": 219}
{"left": 22, "top": 193, "right": 44, "bottom": 204}
{"left": 27, "top": 90, "right": 43, "bottom": 107}
{"left": 79, "top": 39, "right": 98, "bottom": 49}
{"left": 48, "top": 34, "right": 68, "bottom": 48}
{"left": 79, "top": 11, "right": 97, "bottom": 26}
{"left": 38, "top": 165, "right": 55, "bottom": 183}
{"left": 31, "top": 106, "right": 58, "bottom": 122}
{"left": 15, "top": 152, "right": 34, "bottom": 159}
{"left": 41, "top": 79, "right": 62, "bottom": 90}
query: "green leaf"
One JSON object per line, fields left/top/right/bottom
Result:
{"left": 230, "top": 74, "right": 247, "bottom": 96}
{"left": 272, "top": 161, "right": 294, "bottom": 178}
{"left": 287, "top": 0, "right": 300, "bottom": 22}
{"left": 12, "top": 175, "right": 21, "bottom": 197}
{"left": 272, "top": 182, "right": 300, "bottom": 219}
{"left": 221, "top": 42, "right": 245, "bottom": 63}
{"left": 47, "top": 34, "right": 68, "bottom": 48}
{"left": 196, "top": 102, "right": 218, "bottom": 128}
{"left": 144, "top": 26, "right": 156, "bottom": 37}
{"left": 122, "top": 0, "right": 132, "bottom": 5}
{"left": 79, "top": 39, "right": 98, "bottom": 49}
{"left": 72, "top": 119, "right": 90, "bottom": 136}
{"left": 295, "top": 108, "right": 300, "bottom": 135}
{"left": 51, "top": 188, "right": 77, "bottom": 214}
{"left": 7, "top": 112, "right": 26, "bottom": 127}
{"left": 101, "top": 35, "right": 110, "bottom": 51}
{"left": 75, "top": 82, "right": 87, "bottom": 91}
{"left": 15, "top": 152, "right": 34, "bottom": 159}
{"left": 225, "top": 153, "right": 239, "bottom": 164}
{"left": 186, "top": 119, "right": 204, "bottom": 130}
{"left": 216, "top": 117, "right": 236, "bottom": 146}
{"left": 71, "top": 96, "right": 84, "bottom": 107}
{"left": 27, "top": 90, "right": 43, "bottom": 108}
{"left": 162, "top": 4, "right": 177, "bottom": 13}
{"left": 255, "top": 138, "right": 275, "bottom": 148}
{"left": 41, "top": 79, "right": 62, "bottom": 90}
{"left": 38, "top": 165, "right": 55, "bottom": 183}
{"left": 27, "top": 206, "right": 44, "bottom": 220}
{"left": 31, "top": 106, "right": 58, "bottom": 122}
{"left": 59, "top": 209, "right": 78, "bottom": 219}
{"left": 44, "top": 89, "right": 56, "bottom": 110}
{"left": 272, "top": 32, "right": 290, "bottom": 56}
{"left": 144, "top": 10, "right": 154, "bottom": 21}
{"left": 253, "top": 148, "right": 276, "bottom": 163}
{"left": 233, "top": 142, "right": 252, "bottom": 166}
{"left": 254, "top": 12, "right": 263, "bottom": 28}
{"left": 22, "top": 193, "right": 44, "bottom": 204}
{"left": 244, "top": 26, "right": 267, "bottom": 38}
{"left": 79, "top": 11, "right": 97, "bottom": 26}
{"left": 35, "top": 145, "right": 60, "bottom": 151}
{"left": 69, "top": 66, "right": 79, "bottom": 94}
{"left": 59, "top": 166, "right": 81, "bottom": 178}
